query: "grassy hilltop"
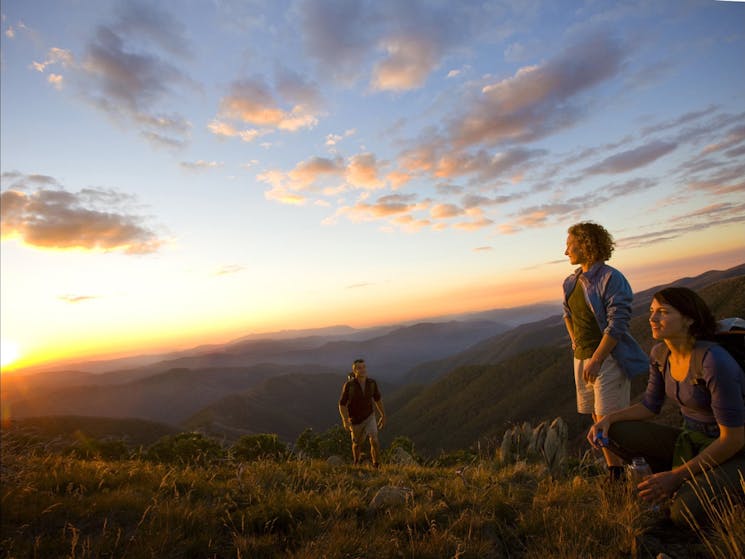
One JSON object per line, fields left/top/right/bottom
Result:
{"left": 2, "top": 425, "right": 743, "bottom": 559}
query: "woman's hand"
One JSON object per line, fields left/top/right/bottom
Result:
{"left": 587, "top": 417, "right": 611, "bottom": 448}
{"left": 637, "top": 471, "right": 683, "bottom": 504}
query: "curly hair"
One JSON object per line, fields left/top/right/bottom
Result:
{"left": 653, "top": 287, "right": 717, "bottom": 340}
{"left": 567, "top": 222, "right": 615, "bottom": 263}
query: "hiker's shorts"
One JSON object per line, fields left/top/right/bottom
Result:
{"left": 574, "top": 355, "right": 629, "bottom": 417}
{"left": 350, "top": 414, "right": 378, "bottom": 445}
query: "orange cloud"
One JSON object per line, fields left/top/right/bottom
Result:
{"left": 371, "top": 36, "right": 439, "bottom": 91}
{"left": 289, "top": 156, "right": 345, "bottom": 186}
{"left": 208, "top": 120, "right": 265, "bottom": 142}
{"left": 430, "top": 203, "right": 462, "bottom": 219}
{"left": 1, "top": 187, "right": 163, "bottom": 254}
{"left": 346, "top": 153, "right": 384, "bottom": 189}
{"left": 217, "top": 73, "right": 323, "bottom": 133}
{"left": 386, "top": 170, "right": 412, "bottom": 189}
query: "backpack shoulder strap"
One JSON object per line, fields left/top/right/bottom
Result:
{"left": 690, "top": 341, "right": 715, "bottom": 382}
{"left": 344, "top": 379, "right": 356, "bottom": 399}
{"left": 650, "top": 342, "right": 670, "bottom": 374}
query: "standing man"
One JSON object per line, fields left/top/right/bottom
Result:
{"left": 339, "top": 358, "right": 386, "bottom": 468}
{"left": 563, "top": 222, "right": 648, "bottom": 481}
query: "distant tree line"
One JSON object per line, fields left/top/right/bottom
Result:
{"left": 6, "top": 425, "right": 411, "bottom": 465}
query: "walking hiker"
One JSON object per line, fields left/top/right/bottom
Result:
{"left": 588, "top": 287, "right": 745, "bottom": 526}
{"left": 562, "top": 221, "right": 648, "bottom": 481}
{"left": 338, "top": 358, "right": 386, "bottom": 467}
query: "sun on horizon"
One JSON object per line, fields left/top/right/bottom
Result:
{"left": 0, "top": 339, "right": 21, "bottom": 372}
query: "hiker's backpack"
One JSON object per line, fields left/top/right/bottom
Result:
{"left": 710, "top": 318, "right": 745, "bottom": 374}
{"left": 650, "top": 317, "right": 745, "bottom": 384}
{"left": 345, "top": 376, "right": 376, "bottom": 400}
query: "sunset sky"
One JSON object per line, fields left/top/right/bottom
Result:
{"left": 1, "top": 0, "right": 744, "bottom": 372}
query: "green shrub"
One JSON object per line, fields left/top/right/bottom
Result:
{"left": 294, "top": 427, "right": 321, "bottom": 458}
{"left": 431, "top": 448, "right": 479, "bottom": 468}
{"left": 145, "top": 432, "right": 224, "bottom": 465}
{"left": 231, "top": 434, "right": 288, "bottom": 461}
{"left": 67, "top": 437, "right": 131, "bottom": 460}
{"left": 384, "top": 435, "right": 419, "bottom": 462}
{"left": 294, "top": 425, "right": 351, "bottom": 459}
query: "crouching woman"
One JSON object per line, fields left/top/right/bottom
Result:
{"left": 588, "top": 287, "right": 745, "bottom": 526}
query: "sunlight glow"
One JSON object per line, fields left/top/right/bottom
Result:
{"left": 0, "top": 339, "right": 20, "bottom": 371}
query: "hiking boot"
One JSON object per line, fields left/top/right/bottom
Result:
{"left": 608, "top": 466, "right": 625, "bottom": 483}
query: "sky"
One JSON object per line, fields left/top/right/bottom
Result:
{"left": 1, "top": 0, "right": 744, "bottom": 372}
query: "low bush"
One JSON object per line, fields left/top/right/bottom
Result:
{"left": 231, "top": 433, "right": 288, "bottom": 461}
{"left": 145, "top": 432, "right": 224, "bottom": 465}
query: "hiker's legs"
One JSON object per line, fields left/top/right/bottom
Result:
{"left": 576, "top": 356, "right": 629, "bottom": 469}
{"left": 359, "top": 414, "right": 380, "bottom": 466}
{"left": 350, "top": 424, "right": 365, "bottom": 464}
{"left": 594, "top": 413, "right": 625, "bottom": 469}
{"left": 670, "top": 454, "right": 745, "bottom": 527}
{"left": 369, "top": 435, "right": 381, "bottom": 466}
{"left": 607, "top": 420, "right": 680, "bottom": 472}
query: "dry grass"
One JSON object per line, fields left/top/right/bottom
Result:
{"left": 681, "top": 470, "right": 745, "bottom": 559}
{"left": 2, "top": 432, "right": 741, "bottom": 559}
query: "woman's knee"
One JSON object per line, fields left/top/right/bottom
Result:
{"left": 670, "top": 466, "right": 745, "bottom": 527}
{"left": 669, "top": 489, "right": 700, "bottom": 527}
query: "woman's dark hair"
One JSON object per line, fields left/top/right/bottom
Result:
{"left": 653, "top": 287, "right": 717, "bottom": 340}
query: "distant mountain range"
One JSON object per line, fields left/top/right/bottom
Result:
{"left": 3, "top": 264, "right": 744, "bottom": 455}
{"left": 10, "top": 302, "right": 559, "bottom": 379}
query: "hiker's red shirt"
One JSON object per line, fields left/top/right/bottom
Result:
{"left": 339, "top": 378, "right": 381, "bottom": 425}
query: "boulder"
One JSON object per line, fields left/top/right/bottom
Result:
{"left": 390, "top": 446, "right": 416, "bottom": 465}
{"left": 326, "top": 455, "right": 345, "bottom": 467}
{"left": 369, "top": 485, "right": 412, "bottom": 510}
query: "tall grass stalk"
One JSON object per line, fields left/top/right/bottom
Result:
{"left": 682, "top": 469, "right": 745, "bottom": 559}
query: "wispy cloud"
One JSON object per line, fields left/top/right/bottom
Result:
{"left": 297, "top": 1, "right": 490, "bottom": 91}
{"left": 58, "top": 294, "right": 98, "bottom": 304}
{"left": 213, "top": 264, "right": 245, "bottom": 276}
{"left": 447, "top": 31, "right": 626, "bottom": 148}
{"left": 29, "top": 3, "right": 195, "bottom": 148}
{"left": 180, "top": 160, "right": 224, "bottom": 171}
{"left": 583, "top": 141, "right": 677, "bottom": 175}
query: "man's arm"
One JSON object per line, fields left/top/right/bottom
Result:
{"left": 374, "top": 399, "right": 386, "bottom": 430}
{"left": 338, "top": 383, "right": 351, "bottom": 430}
{"left": 339, "top": 404, "right": 351, "bottom": 430}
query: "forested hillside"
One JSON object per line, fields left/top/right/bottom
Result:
{"left": 387, "top": 268, "right": 745, "bottom": 455}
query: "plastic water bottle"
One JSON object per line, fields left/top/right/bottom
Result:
{"left": 628, "top": 457, "right": 660, "bottom": 513}
{"left": 628, "top": 457, "right": 653, "bottom": 484}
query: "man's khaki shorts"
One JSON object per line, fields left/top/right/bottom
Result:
{"left": 574, "top": 355, "right": 630, "bottom": 416}
{"left": 350, "top": 413, "right": 378, "bottom": 445}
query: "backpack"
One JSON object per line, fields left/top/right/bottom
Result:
{"left": 345, "top": 376, "right": 376, "bottom": 401}
{"left": 709, "top": 318, "right": 745, "bottom": 374}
